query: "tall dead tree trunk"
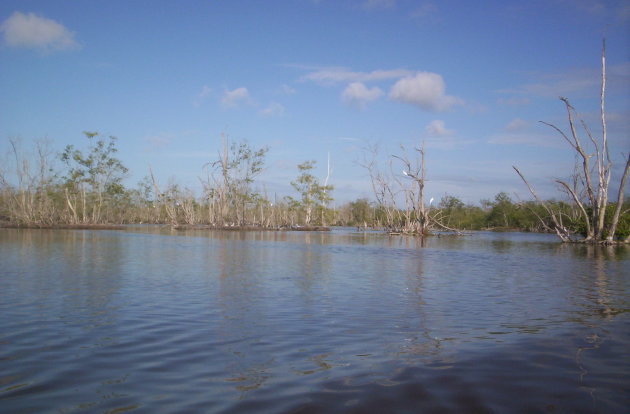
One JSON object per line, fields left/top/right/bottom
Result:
{"left": 514, "top": 40, "right": 629, "bottom": 243}
{"left": 394, "top": 143, "right": 430, "bottom": 235}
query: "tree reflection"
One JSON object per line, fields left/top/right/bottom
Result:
{"left": 397, "top": 252, "right": 447, "bottom": 362}
{"left": 215, "top": 235, "right": 274, "bottom": 397}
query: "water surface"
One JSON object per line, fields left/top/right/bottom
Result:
{"left": 1, "top": 228, "right": 628, "bottom": 413}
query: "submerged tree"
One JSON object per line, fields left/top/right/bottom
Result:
{"left": 361, "top": 142, "right": 457, "bottom": 235}
{"left": 514, "top": 41, "right": 630, "bottom": 243}
{"left": 394, "top": 143, "right": 431, "bottom": 234}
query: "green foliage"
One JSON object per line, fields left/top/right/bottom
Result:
{"left": 291, "top": 160, "right": 334, "bottom": 225}
{"left": 439, "top": 195, "right": 464, "bottom": 210}
{"left": 207, "top": 139, "right": 269, "bottom": 225}
{"left": 575, "top": 202, "right": 630, "bottom": 240}
{"left": 57, "top": 131, "right": 129, "bottom": 223}
{"left": 225, "top": 141, "right": 268, "bottom": 187}
{"left": 615, "top": 205, "right": 630, "bottom": 240}
{"left": 338, "top": 191, "right": 596, "bottom": 234}
{"left": 348, "top": 198, "right": 372, "bottom": 225}
{"left": 486, "top": 192, "right": 516, "bottom": 228}
{"left": 60, "top": 131, "right": 128, "bottom": 195}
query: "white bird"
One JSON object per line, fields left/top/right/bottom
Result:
{"left": 402, "top": 170, "right": 408, "bottom": 176}
{"left": 429, "top": 197, "right": 434, "bottom": 205}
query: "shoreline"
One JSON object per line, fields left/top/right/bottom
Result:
{"left": 0, "top": 223, "right": 331, "bottom": 232}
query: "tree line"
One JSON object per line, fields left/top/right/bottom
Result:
{"left": 0, "top": 132, "right": 334, "bottom": 229}
{"left": 337, "top": 192, "right": 628, "bottom": 239}
{"left": 1, "top": 132, "right": 627, "bottom": 240}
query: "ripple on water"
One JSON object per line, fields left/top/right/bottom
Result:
{"left": 0, "top": 228, "right": 628, "bottom": 413}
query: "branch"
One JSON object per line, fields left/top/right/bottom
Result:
{"left": 607, "top": 153, "right": 630, "bottom": 241}
{"left": 555, "top": 179, "right": 591, "bottom": 239}
{"left": 513, "top": 166, "right": 572, "bottom": 241}
{"left": 539, "top": 121, "right": 575, "bottom": 149}
{"left": 430, "top": 216, "right": 466, "bottom": 235}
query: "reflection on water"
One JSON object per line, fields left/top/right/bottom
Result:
{"left": 0, "top": 228, "right": 628, "bottom": 413}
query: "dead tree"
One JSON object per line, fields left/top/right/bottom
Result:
{"left": 359, "top": 143, "right": 399, "bottom": 231}
{"left": 361, "top": 142, "right": 461, "bottom": 236}
{"left": 514, "top": 40, "right": 630, "bottom": 243}
{"left": 393, "top": 143, "right": 430, "bottom": 234}
{"left": 149, "top": 167, "right": 177, "bottom": 225}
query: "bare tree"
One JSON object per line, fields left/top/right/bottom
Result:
{"left": 0, "top": 139, "right": 59, "bottom": 226}
{"left": 149, "top": 167, "right": 178, "bottom": 225}
{"left": 360, "top": 142, "right": 456, "bottom": 235}
{"left": 393, "top": 143, "right": 430, "bottom": 234}
{"left": 514, "top": 40, "right": 630, "bottom": 243}
{"left": 359, "top": 143, "right": 399, "bottom": 230}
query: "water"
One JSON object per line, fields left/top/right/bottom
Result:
{"left": 1, "top": 227, "right": 628, "bottom": 413}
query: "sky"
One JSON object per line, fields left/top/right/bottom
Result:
{"left": 1, "top": 0, "right": 629, "bottom": 205}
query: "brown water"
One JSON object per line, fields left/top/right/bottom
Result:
{"left": 0, "top": 227, "right": 628, "bottom": 413}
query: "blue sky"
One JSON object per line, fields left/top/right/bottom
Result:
{"left": 1, "top": 0, "right": 629, "bottom": 205}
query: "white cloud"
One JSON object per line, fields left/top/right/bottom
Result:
{"left": 425, "top": 120, "right": 454, "bottom": 137}
{"left": 342, "top": 82, "right": 383, "bottom": 108}
{"left": 302, "top": 67, "right": 413, "bottom": 85}
{"left": 260, "top": 102, "right": 285, "bottom": 117}
{"left": 505, "top": 118, "right": 529, "bottom": 132}
{"left": 389, "top": 72, "right": 463, "bottom": 111}
{"left": 221, "top": 87, "right": 251, "bottom": 108}
{"left": 301, "top": 66, "right": 465, "bottom": 112}
{"left": 0, "top": 11, "right": 79, "bottom": 52}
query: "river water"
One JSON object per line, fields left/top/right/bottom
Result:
{"left": 0, "top": 227, "right": 628, "bottom": 413}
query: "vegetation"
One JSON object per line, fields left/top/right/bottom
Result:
{"left": 289, "top": 160, "right": 334, "bottom": 226}
{"left": 359, "top": 143, "right": 435, "bottom": 234}
{"left": 60, "top": 131, "right": 128, "bottom": 224}
{"left": 0, "top": 133, "right": 339, "bottom": 229}
{"left": 1, "top": 132, "right": 627, "bottom": 239}
{"left": 335, "top": 192, "right": 629, "bottom": 237}
{"left": 197, "top": 134, "right": 269, "bottom": 226}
